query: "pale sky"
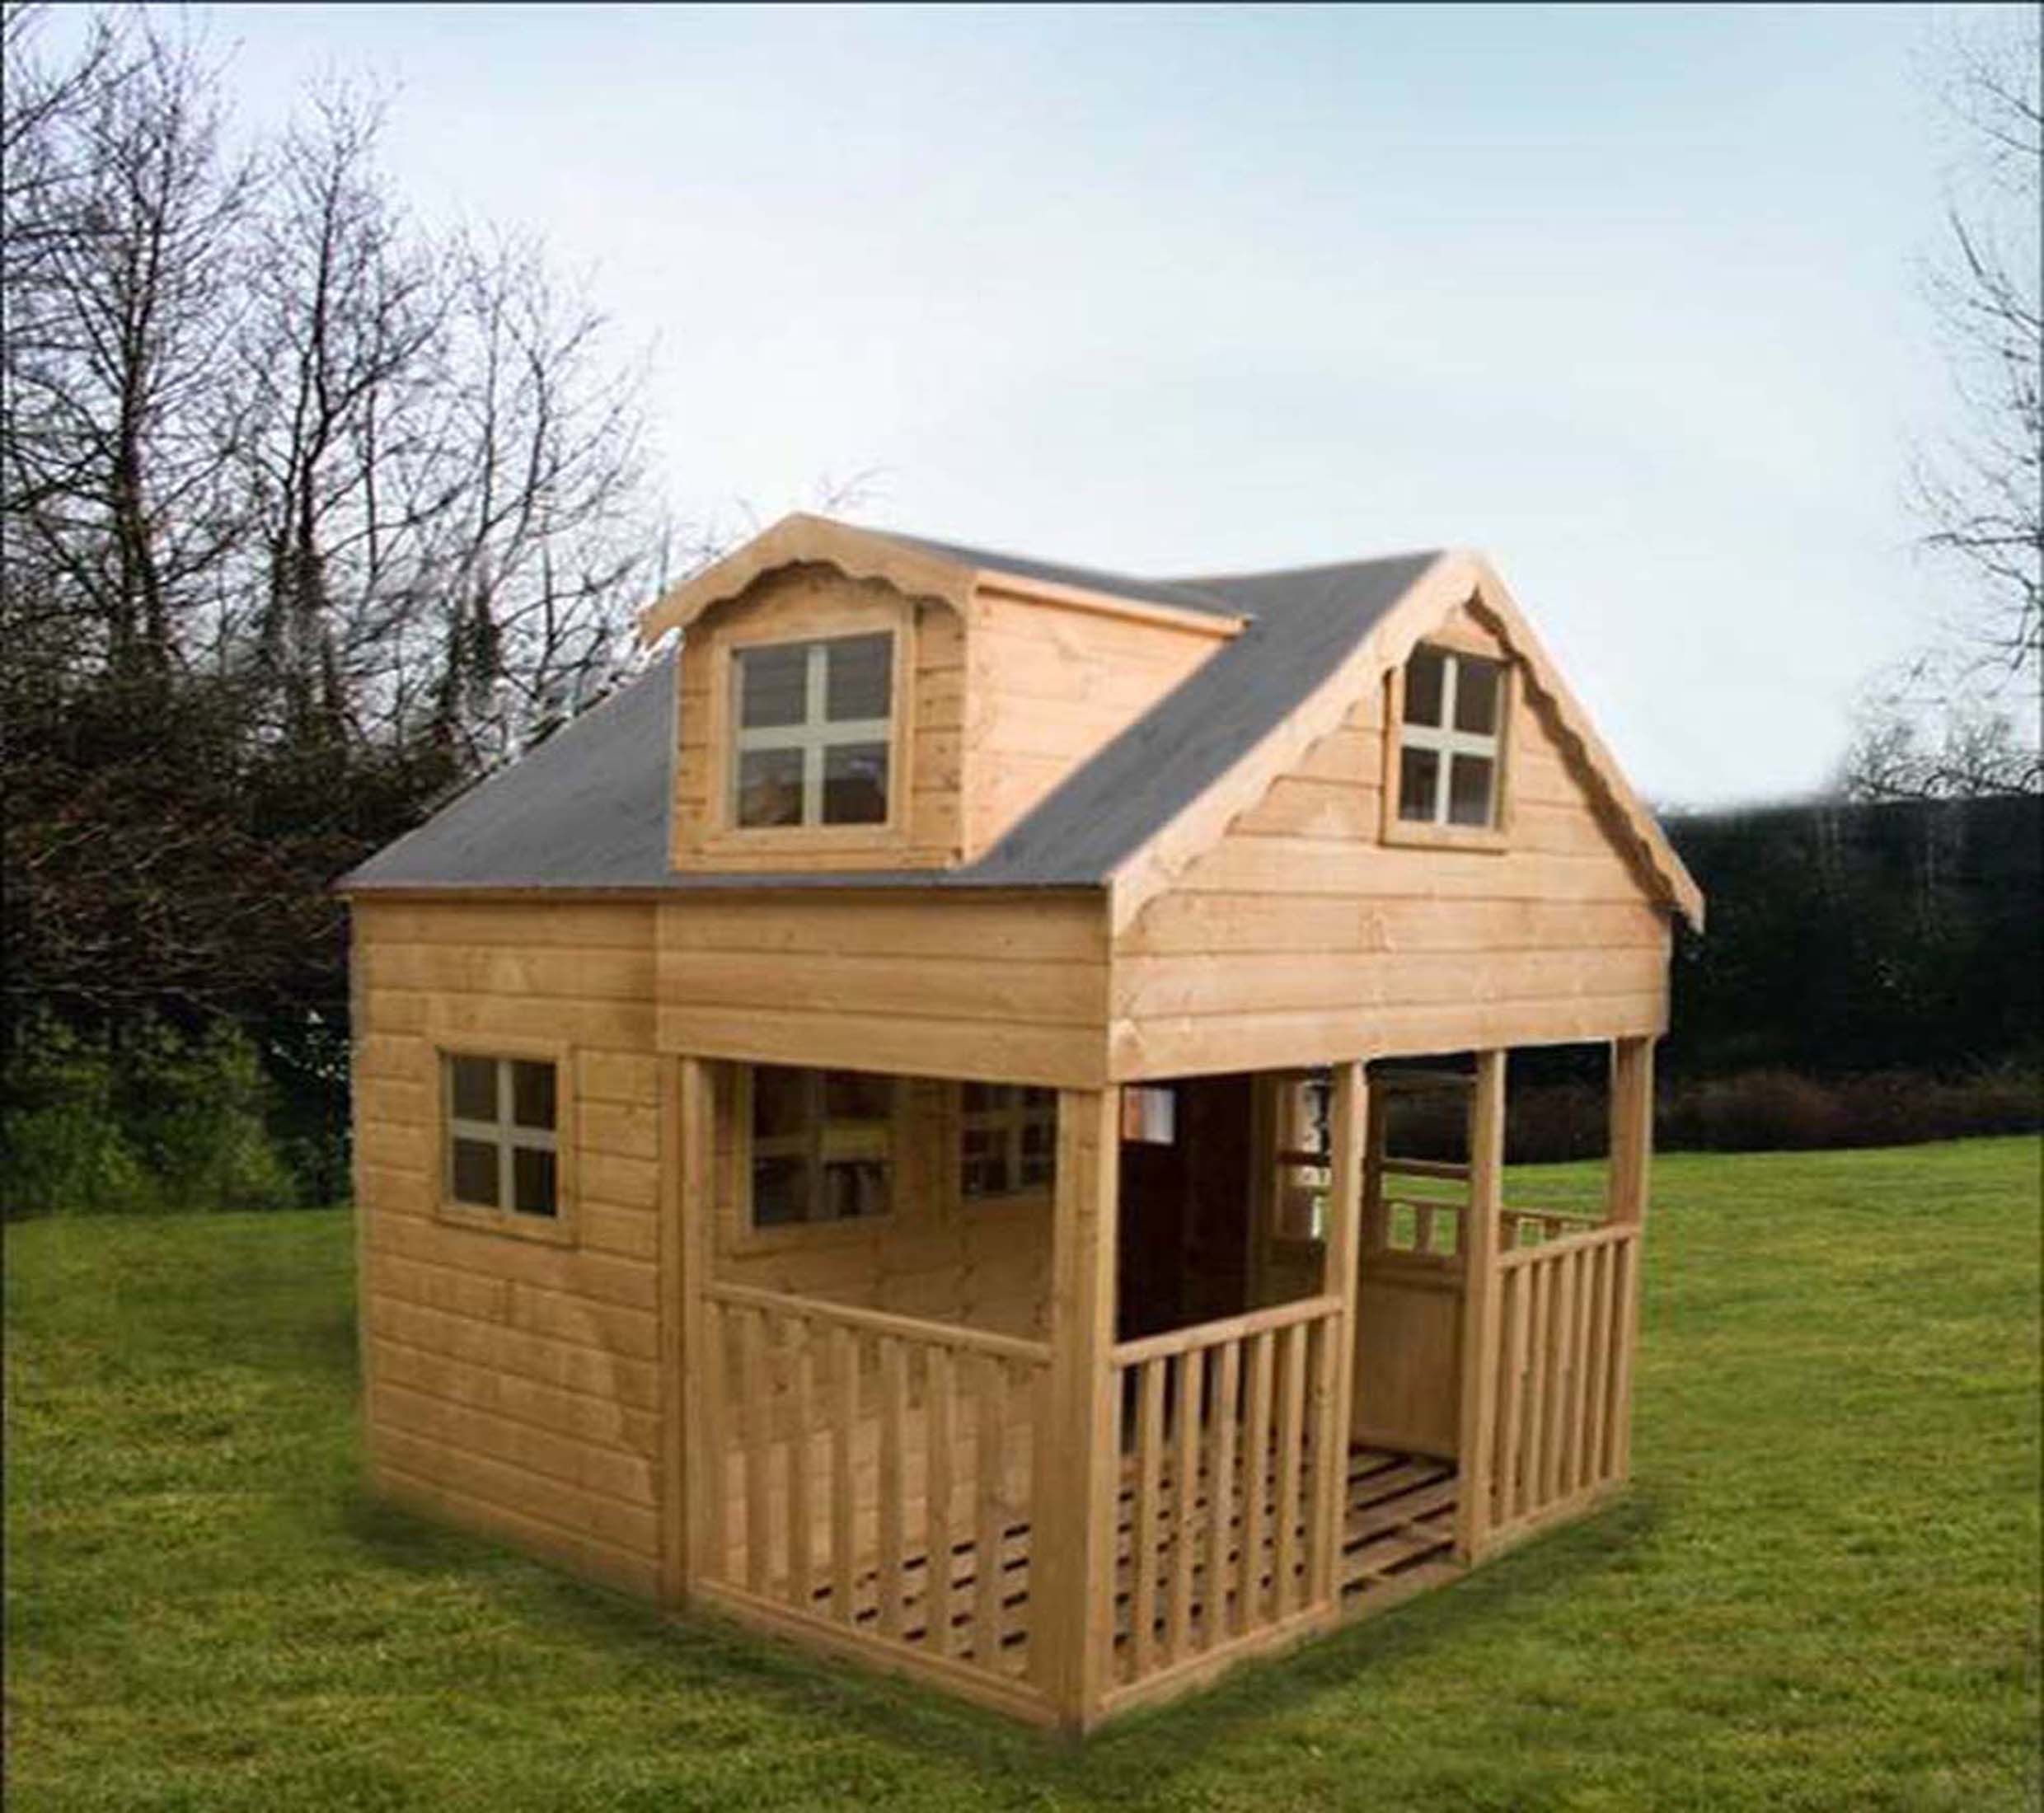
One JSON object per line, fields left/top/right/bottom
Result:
{"left": 109, "top": 3, "right": 2020, "bottom": 804}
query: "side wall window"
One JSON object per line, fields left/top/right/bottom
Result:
{"left": 1397, "top": 644, "right": 1506, "bottom": 829}
{"left": 442, "top": 1052, "right": 560, "bottom": 1223}
{"left": 745, "top": 1065, "right": 897, "bottom": 1229}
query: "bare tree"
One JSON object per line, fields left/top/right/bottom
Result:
{"left": 2, "top": 15, "right": 252, "bottom": 677}
{"left": 1842, "top": 14, "right": 2041, "bottom": 803}
{"left": 1914, "top": 12, "right": 2042, "bottom": 682}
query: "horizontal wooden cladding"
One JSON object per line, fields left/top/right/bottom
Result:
{"left": 659, "top": 949, "right": 1102, "bottom": 1028}
{"left": 1122, "top": 894, "right": 1670, "bottom": 958}
{"left": 366, "top": 1210, "right": 657, "bottom": 1313}
{"left": 659, "top": 1005, "right": 1108, "bottom": 1089}
{"left": 362, "top": 987, "right": 657, "bottom": 1050}
{"left": 1113, "top": 946, "right": 1669, "bottom": 1023}
{"left": 370, "top": 1420, "right": 657, "bottom": 1562}
{"left": 370, "top": 1331, "right": 659, "bottom": 1469}
{"left": 375, "top": 1455, "right": 661, "bottom": 1600}
{"left": 1110, "top": 993, "right": 1667, "bottom": 1080}
{"left": 658, "top": 892, "right": 1111, "bottom": 1084}
{"left": 368, "top": 1291, "right": 661, "bottom": 1411}
{"left": 352, "top": 899, "right": 657, "bottom": 951}
{"left": 368, "top": 1250, "right": 659, "bottom": 1362}
{"left": 358, "top": 943, "right": 655, "bottom": 1003}
{"left": 659, "top": 894, "right": 1104, "bottom": 963}
{"left": 1166, "top": 839, "right": 1650, "bottom": 905}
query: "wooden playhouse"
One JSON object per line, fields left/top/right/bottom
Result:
{"left": 340, "top": 515, "right": 1703, "bottom": 1731}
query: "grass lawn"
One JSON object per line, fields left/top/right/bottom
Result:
{"left": 6, "top": 1137, "right": 2039, "bottom": 1811}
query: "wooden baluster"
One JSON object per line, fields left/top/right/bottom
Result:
{"left": 877, "top": 1335, "right": 907, "bottom": 1640}
{"left": 1167, "top": 1348, "right": 1201, "bottom": 1663}
{"left": 1205, "top": 1339, "right": 1240, "bottom": 1649}
{"left": 785, "top": 1318, "right": 814, "bottom": 1609}
{"left": 1540, "top": 1253, "right": 1573, "bottom": 1507}
{"left": 973, "top": 1354, "right": 1007, "bottom": 1670}
{"left": 1582, "top": 1243, "right": 1613, "bottom": 1487}
{"left": 1502, "top": 1263, "right": 1531, "bottom": 1525}
{"left": 1274, "top": 1321, "right": 1308, "bottom": 1617}
{"left": 1553, "top": 1250, "right": 1581, "bottom": 1504}
{"left": 1490, "top": 1270, "right": 1519, "bottom": 1530}
{"left": 742, "top": 1307, "right": 772, "bottom": 1594}
{"left": 830, "top": 1326, "right": 858, "bottom": 1623}
{"left": 701, "top": 1299, "right": 728, "bottom": 1582}
{"left": 1605, "top": 1238, "right": 1637, "bottom": 1483}
{"left": 1413, "top": 1202, "right": 1436, "bottom": 1255}
{"left": 1240, "top": 1330, "right": 1274, "bottom": 1629}
{"left": 1526, "top": 1259, "right": 1554, "bottom": 1516}
{"left": 1132, "top": 1356, "right": 1166, "bottom": 1677}
{"left": 925, "top": 1345, "right": 955, "bottom": 1655}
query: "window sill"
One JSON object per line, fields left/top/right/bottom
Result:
{"left": 1381, "top": 817, "right": 1510, "bottom": 855}
{"left": 434, "top": 1200, "right": 578, "bottom": 1247}
{"left": 957, "top": 1186, "right": 1053, "bottom": 1219}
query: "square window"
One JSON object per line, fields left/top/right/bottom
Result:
{"left": 729, "top": 633, "right": 895, "bottom": 832}
{"left": 441, "top": 1053, "right": 564, "bottom": 1234}
{"left": 1396, "top": 644, "right": 1507, "bottom": 831}
{"left": 745, "top": 1067, "right": 896, "bottom": 1232}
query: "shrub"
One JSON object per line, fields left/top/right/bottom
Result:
{"left": 2, "top": 1014, "right": 298, "bottom": 1217}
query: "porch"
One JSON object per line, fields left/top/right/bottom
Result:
{"left": 672, "top": 1043, "right": 1654, "bottom": 1729}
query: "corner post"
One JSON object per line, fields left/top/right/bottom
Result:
{"left": 1453, "top": 1048, "right": 1507, "bottom": 1562}
{"left": 1035, "top": 1087, "right": 1122, "bottom": 1734}
{"left": 1606, "top": 1036, "right": 1654, "bottom": 1481}
{"left": 676, "top": 1056, "right": 717, "bottom": 1598}
{"left": 1309, "top": 1060, "right": 1367, "bottom": 1606}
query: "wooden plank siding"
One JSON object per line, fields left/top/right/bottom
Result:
{"left": 654, "top": 892, "right": 1112, "bottom": 1088}
{"left": 351, "top": 898, "right": 668, "bottom": 1600}
{"left": 1109, "top": 625, "right": 1674, "bottom": 1079}
{"left": 962, "top": 588, "right": 1226, "bottom": 861}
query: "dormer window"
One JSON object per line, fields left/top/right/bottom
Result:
{"left": 1397, "top": 644, "right": 1505, "bottom": 829}
{"left": 731, "top": 632, "right": 893, "bottom": 828}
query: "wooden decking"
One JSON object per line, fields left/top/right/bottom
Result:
{"left": 715, "top": 1436, "right": 1460, "bottom": 1681}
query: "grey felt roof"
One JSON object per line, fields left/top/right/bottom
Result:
{"left": 340, "top": 535, "right": 1443, "bottom": 893}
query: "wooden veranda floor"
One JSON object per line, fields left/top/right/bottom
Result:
{"left": 720, "top": 1438, "right": 1461, "bottom": 1681}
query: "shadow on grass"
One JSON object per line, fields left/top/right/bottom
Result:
{"left": 336, "top": 1471, "right": 1663, "bottom": 1799}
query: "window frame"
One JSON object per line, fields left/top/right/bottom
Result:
{"left": 1381, "top": 632, "right": 1516, "bottom": 853}
{"left": 732, "top": 1063, "right": 907, "bottom": 1251}
{"left": 954, "top": 1082, "right": 1058, "bottom": 1209}
{"left": 702, "top": 589, "right": 915, "bottom": 859}
{"left": 431, "top": 1038, "right": 576, "bottom": 1246}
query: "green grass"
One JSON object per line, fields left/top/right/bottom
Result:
{"left": 7, "top": 1138, "right": 2040, "bottom": 1811}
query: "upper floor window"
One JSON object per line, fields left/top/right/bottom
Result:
{"left": 746, "top": 1064, "right": 896, "bottom": 1229}
{"left": 731, "top": 633, "right": 893, "bottom": 828}
{"left": 443, "top": 1052, "right": 559, "bottom": 1220}
{"left": 1398, "top": 644, "right": 1504, "bottom": 828}
{"left": 959, "top": 1084, "right": 1057, "bottom": 1200}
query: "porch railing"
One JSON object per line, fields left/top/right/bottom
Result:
{"left": 696, "top": 1281, "right": 1050, "bottom": 1698}
{"left": 1488, "top": 1220, "right": 1638, "bottom": 1540}
{"left": 1104, "top": 1291, "right": 1346, "bottom": 1698}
